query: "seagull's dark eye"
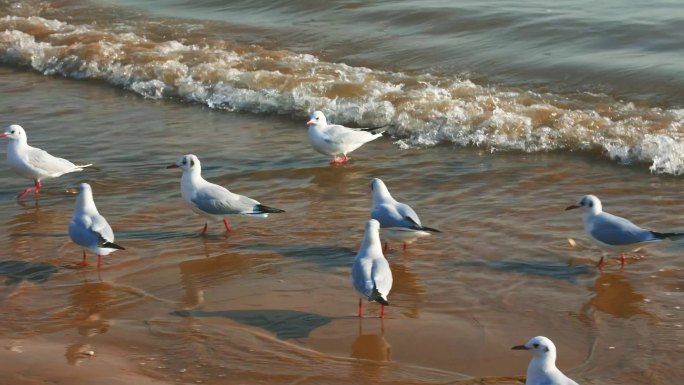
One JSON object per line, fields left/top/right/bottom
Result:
{"left": 190, "top": 159, "right": 195, "bottom": 167}
{"left": 533, "top": 343, "right": 539, "bottom": 348}
{"left": 10, "top": 130, "right": 15, "bottom": 134}
{"left": 316, "top": 117, "right": 320, "bottom": 120}
{"left": 589, "top": 202, "right": 593, "bottom": 208}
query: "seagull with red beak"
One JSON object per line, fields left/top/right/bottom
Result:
{"left": 167, "top": 154, "right": 285, "bottom": 234}
{"left": 306, "top": 111, "right": 388, "bottom": 165}
{"left": 566, "top": 194, "right": 683, "bottom": 268}
{"left": 512, "top": 336, "right": 579, "bottom": 385}
{"left": 1, "top": 124, "right": 91, "bottom": 199}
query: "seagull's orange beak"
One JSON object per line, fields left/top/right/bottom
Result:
{"left": 166, "top": 163, "right": 179, "bottom": 169}
{"left": 306, "top": 119, "right": 316, "bottom": 126}
{"left": 565, "top": 204, "right": 580, "bottom": 211}
{"left": 511, "top": 345, "right": 529, "bottom": 350}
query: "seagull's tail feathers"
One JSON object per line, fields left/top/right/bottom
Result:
{"left": 73, "top": 163, "right": 94, "bottom": 172}
{"left": 651, "top": 231, "right": 684, "bottom": 240}
{"left": 101, "top": 241, "right": 125, "bottom": 250}
{"left": 370, "top": 285, "right": 389, "bottom": 306}
{"left": 418, "top": 225, "right": 441, "bottom": 233}
{"left": 255, "top": 204, "right": 285, "bottom": 214}
{"left": 360, "top": 125, "right": 389, "bottom": 135}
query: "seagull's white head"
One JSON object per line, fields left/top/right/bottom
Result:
{"left": 306, "top": 111, "right": 327, "bottom": 127}
{"left": 366, "top": 219, "right": 381, "bottom": 233}
{"left": 369, "top": 178, "right": 392, "bottom": 202}
{"left": 75, "top": 182, "right": 98, "bottom": 213}
{"left": 167, "top": 154, "right": 201, "bottom": 173}
{"left": 512, "top": 336, "right": 557, "bottom": 359}
{"left": 565, "top": 194, "right": 602, "bottom": 214}
{"left": 0, "top": 124, "right": 27, "bottom": 142}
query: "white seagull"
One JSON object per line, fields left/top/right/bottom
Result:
{"left": 306, "top": 111, "right": 388, "bottom": 165}
{"left": 1, "top": 124, "right": 92, "bottom": 199}
{"left": 68, "top": 183, "right": 124, "bottom": 268}
{"left": 512, "top": 336, "right": 579, "bottom": 385}
{"left": 167, "top": 154, "right": 285, "bottom": 234}
{"left": 566, "top": 195, "right": 683, "bottom": 267}
{"left": 351, "top": 219, "right": 393, "bottom": 318}
{"left": 370, "top": 178, "right": 440, "bottom": 252}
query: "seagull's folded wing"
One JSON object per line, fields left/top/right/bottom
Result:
{"left": 192, "top": 184, "right": 259, "bottom": 215}
{"left": 27, "top": 147, "right": 78, "bottom": 176}
{"left": 590, "top": 212, "right": 658, "bottom": 245}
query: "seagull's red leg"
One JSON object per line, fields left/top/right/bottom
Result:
{"left": 358, "top": 298, "right": 362, "bottom": 318}
{"left": 200, "top": 223, "right": 208, "bottom": 235}
{"left": 34, "top": 180, "right": 41, "bottom": 198}
{"left": 97, "top": 255, "right": 102, "bottom": 268}
{"left": 596, "top": 256, "right": 605, "bottom": 268}
{"left": 383, "top": 242, "right": 389, "bottom": 253}
{"left": 82, "top": 251, "right": 88, "bottom": 266}
{"left": 17, "top": 187, "right": 36, "bottom": 199}
{"left": 403, "top": 243, "right": 408, "bottom": 251}
{"left": 341, "top": 155, "right": 349, "bottom": 163}
{"left": 620, "top": 253, "right": 625, "bottom": 266}
{"left": 380, "top": 304, "right": 385, "bottom": 319}
{"left": 223, "top": 218, "right": 231, "bottom": 232}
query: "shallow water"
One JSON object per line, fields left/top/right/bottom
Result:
{"left": 0, "top": 67, "right": 683, "bottom": 384}
{"left": 1, "top": 0, "right": 684, "bottom": 174}
{"left": 1, "top": 0, "right": 684, "bottom": 383}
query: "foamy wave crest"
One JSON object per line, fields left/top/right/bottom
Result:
{"left": 1, "top": 15, "right": 684, "bottom": 174}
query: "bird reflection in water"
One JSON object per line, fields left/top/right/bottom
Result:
{"left": 351, "top": 320, "right": 391, "bottom": 361}
{"left": 350, "top": 319, "right": 391, "bottom": 384}
{"left": 580, "top": 271, "right": 653, "bottom": 323}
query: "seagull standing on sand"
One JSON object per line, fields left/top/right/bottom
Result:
{"left": 566, "top": 195, "right": 683, "bottom": 267}
{"left": 167, "top": 154, "right": 285, "bottom": 234}
{"left": 351, "top": 219, "right": 393, "bottom": 318}
{"left": 1, "top": 124, "right": 91, "bottom": 199}
{"left": 370, "top": 178, "right": 440, "bottom": 251}
{"left": 68, "top": 183, "right": 124, "bottom": 268}
{"left": 306, "top": 111, "right": 387, "bottom": 165}
{"left": 512, "top": 336, "right": 579, "bottom": 385}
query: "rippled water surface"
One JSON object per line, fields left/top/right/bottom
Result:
{"left": 0, "top": 1, "right": 683, "bottom": 384}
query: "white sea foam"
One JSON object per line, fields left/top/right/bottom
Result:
{"left": 1, "top": 15, "right": 683, "bottom": 174}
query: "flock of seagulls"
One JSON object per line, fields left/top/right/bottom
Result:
{"left": 2, "top": 110, "right": 682, "bottom": 385}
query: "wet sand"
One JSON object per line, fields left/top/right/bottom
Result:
{"left": 0, "top": 67, "right": 683, "bottom": 384}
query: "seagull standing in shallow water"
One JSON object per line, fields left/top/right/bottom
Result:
{"left": 306, "top": 111, "right": 387, "bottom": 165}
{"left": 167, "top": 154, "right": 285, "bottom": 234}
{"left": 566, "top": 194, "right": 683, "bottom": 268}
{"left": 68, "top": 183, "right": 124, "bottom": 268}
{"left": 369, "top": 178, "right": 440, "bottom": 252}
{"left": 351, "top": 219, "right": 393, "bottom": 318}
{"left": 512, "top": 336, "right": 579, "bottom": 385}
{"left": 1, "top": 124, "right": 91, "bottom": 199}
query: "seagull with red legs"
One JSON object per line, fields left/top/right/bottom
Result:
{"left": 68, "top": 183, "right": 124, "bottom": 268}
{"left": 1, "top": 124, "right": 91, "bottom": 199}
{"left": 351, "top": 219, "right": 393, "bottom": 319}
{"left": 566, "top": 194, "right": 683, "bottom": 268}
{"left": 167, "top": 154, "right": 285, "bottom": 234}
{"left": 369, "top": 178, "right": 440, "bottom": 252}
{"left": 306, "top": 111, "right": 387, "bottom": 165}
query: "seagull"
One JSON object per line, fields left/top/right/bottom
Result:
{"left": 0, "top": 124, "right": 92, "bottom": 199}
{"left": 370, "top": 178, "right": 440, "bottom": 252}
{"left": 566, "top": 195, "right": 683, "bottom": 267}
{"left": 167, "top": 154, "right": 285, "bottom": 234}
{"left": 306, "top": 111, "right": 388, "bottom": 165}
{"left": 68, "top": 183, "right": 124, "bottom": 268}
{"left": 351, "top": 219, "right": 393, "bottom": 318}
{"left": 512, "top": 336, "right": 579, "bottom": 385}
